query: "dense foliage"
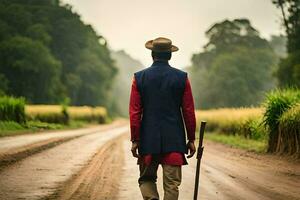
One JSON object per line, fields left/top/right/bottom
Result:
{"left": 263, "top": 89, "right": 300, "bottom": 153}
{"left": 0, "top": 0, "right": 117, "bottom": 106}
{"left": 189, "top": 19, "right": 278, "bottom": 109}
{"left": 272, "top": 0, "right": 300, "bottom": 87}
{"left": 0, "top": 96, "right": 25, "bottom": 123}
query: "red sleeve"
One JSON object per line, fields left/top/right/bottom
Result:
{"left": 182, "top": 77, "right": 196, "bottom": 141}
{"left": 129, "top": 76, "right": 142, "bottom": 141}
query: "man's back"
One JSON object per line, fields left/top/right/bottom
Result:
{"left": 134, "top": 60, "right": 188, "bottom": 155}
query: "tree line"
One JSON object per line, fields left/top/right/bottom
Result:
{"left": 189, "top": 19, "right": 283, "bottom": 108}
{"left": 0, "top": 0, "right": 117, "bottom": 107}
{"left": 189, "top": 1, "right": 299, "bottom": 109}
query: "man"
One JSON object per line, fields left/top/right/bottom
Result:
{"left": 129, "top": 37, "right": 196, "bottom": 200}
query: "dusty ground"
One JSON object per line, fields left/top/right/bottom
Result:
{"left": 0, "top": 123, "right": 128, "bottom": 200}
{"left": 116, "top": 139, "right": 300, "bottom": 200}
{"left": 0, "top": 120, "right": 127, "bottom": 170}
{"left": 0, "top": 123, "right": 299, "bottom": 200}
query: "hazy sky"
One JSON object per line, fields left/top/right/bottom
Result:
{"left": 62, "top": 0, "right": 283, "bottom": 68}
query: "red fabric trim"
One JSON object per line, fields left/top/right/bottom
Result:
{"left": 142, "top": 153, "right": 186, "bottom": 166}
{"left": 129, "top": 77, "right": 142, "bottom": 141}
{"left": 182, "top": 78, "right": 196, "bottom": 141}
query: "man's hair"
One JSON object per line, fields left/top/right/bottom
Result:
{"left": 151, "top": 51, "right": 172, "bottom": 61}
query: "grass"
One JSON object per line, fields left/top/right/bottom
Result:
{"left": 68, "top": 106, "right": 107, "bottom": 123}
{"left": 196, "top": 108, "right": 263, "bottom": 125}
{"left": 277, "top": 104, "right": 300, "bottom": 157}
{"left": 263, "top": 88, "right": 300, "bottom": 153}
{"left": 26, "top": 105, "right": 108, "bottom": 124}
{"left": 0, "top": 120, "right": 88, "bottom": 137}
{"left": 205, "top": 133, "right": 267, "bottom": 153}
{"left": 195, "top": 108, "right": 268, "bottom": 153}
{"left": 196, "top": 107, "right": 263, "bottom": 134}
{"left": 0, "top": 104, "right": 109, "bottom": 137}
{"left": 0, "top": 96, "right": 26, "bottom": 123}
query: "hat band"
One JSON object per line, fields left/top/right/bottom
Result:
{"left": 152, "top": 45, "right": 172, "bottom": 52}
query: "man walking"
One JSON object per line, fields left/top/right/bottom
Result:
{"left": 129, "top": 37, "right": 196, "bottom": 200}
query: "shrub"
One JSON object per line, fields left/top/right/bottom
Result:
{"left": 0, "top": 96, "right": 26, "bottom": 123}
{"left": 239, "top": 117, "right": 267, "bottom": 140}
{"left": 278, "top": 104, "right": 300, "bottom": 157}
{"left": 263, "top": 89, "right": 300, "bottom": 152}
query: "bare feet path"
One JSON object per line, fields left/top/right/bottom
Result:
{"left": 0, "top": 122, "right": 299, "bottom": 200}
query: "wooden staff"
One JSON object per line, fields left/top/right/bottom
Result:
{"left": 193, "top": 121, "right": 206, "bottom": 200}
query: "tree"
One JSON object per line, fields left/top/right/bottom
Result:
{"left": 204, "top": 19, "right": 269, "bottom": 53}
{"left": 269, "top": 35, "right": 287, "bottom": 58}
{"left": 189, "top": 19, "right": 277, "bottom": 108}
{"left": 0, "top": 36, "right": 63, "bottom": 103}
{"left": 0, "top": 0, "right": 117, "bottom": 108}
{"left": 272, "top": 0, "right": 300, "bottom": 87}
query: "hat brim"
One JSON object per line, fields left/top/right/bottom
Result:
{"left": 145, "top": 40, "right": 179, "bottom": 52}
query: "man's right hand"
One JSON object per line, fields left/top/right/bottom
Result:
{"left": 131, "top": 141, "right": 140, "bottom": 158}
{"left": 187, "top": 141, "right": 196, "bottom": 158}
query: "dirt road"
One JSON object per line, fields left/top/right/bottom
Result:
{"left": 0, "top": 122, "right": 299, "bottom": 200}
{"left": 116, "top": 140, "right": 300, "bottom": 200}
{"left": 0, "top": 121, "right": 128, "bottom": 200}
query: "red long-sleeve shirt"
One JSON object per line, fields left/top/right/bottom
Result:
{"left": 129, "top": 76, "right": 196, "bottom": 165}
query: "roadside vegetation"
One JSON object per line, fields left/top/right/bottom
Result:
{"left": 192, "top": 1, "right": 300, "bottom": 158}
{"left": 0, "top": 96, "right": 109, "bottom": 137}
{"left": 196, "top": 108, "right": 268, "bottom": 153}
{"left": 198, "top": 89, "right": 300, "bottom": 158}
{"left": 205, "top": 134, "right": 266, "bottom": 153}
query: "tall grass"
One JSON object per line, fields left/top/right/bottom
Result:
{"left": 0, "top": 96, "right": 26, "bottom": 123}
{"left": 26, "top": 105, "right": 69, "bottom": 124}
{"left": 196, "top": 108, "right": 264, "bottom": 138}
{"left": 263, "top": 89, "right": 300, "bottom": 152}
{"left": 278, "top": 104, "right": 300, "bottom": 157}
{"left": 68, "top": 106, "right": 107, "bottom": 123}
{"left": 26, "top": 105, "right": 108, "bottom": 124}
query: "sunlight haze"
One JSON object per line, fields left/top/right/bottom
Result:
{"left": 61, "top": 0, "right": 283, "bottom": 68}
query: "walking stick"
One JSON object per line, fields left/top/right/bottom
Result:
{"left": 193, "top": 121, "right": 206, "bottom": 200}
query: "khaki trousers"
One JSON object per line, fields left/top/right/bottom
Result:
{"left": 138, "top": 158, "right": 182, "bottom": 200}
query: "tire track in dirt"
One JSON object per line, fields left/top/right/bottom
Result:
{"left": 0, "top": 120, "right": 127, "bottom": 170}
{"left": 117, "top": 139, "right": 300, "bottom": 200}
{"left": 0, "top": 136, "right": 80, "bottom": 170}
{"left": 47, "top": 134, "right": 126, "bottom": 200}
{"left": 0, "top": 126, "right": 128, "bottom": 200}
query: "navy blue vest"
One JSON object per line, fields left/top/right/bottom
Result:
{"left": 134, "top": 61, "right": 188, "bottom": 155}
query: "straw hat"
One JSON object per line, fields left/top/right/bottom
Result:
{"left": 145, "top": 37, "right": 179, "bottom": 52}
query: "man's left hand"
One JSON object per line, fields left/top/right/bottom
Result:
{"left": 187, "top": 141, "right": 196, "bottom": 158}
{"left": 131, "top": 141, "right": 140, "bottom": 158}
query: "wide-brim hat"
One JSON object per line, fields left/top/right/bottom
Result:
{"left": 145, "top": 37, "right": 179, "bottom": 52}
